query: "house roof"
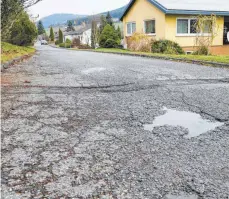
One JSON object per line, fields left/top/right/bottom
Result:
{"left": 120, "top": 0, "right": 229, "bottom": 20}
{"left": 64, "top": 24, "right": 91, "bottom": 36}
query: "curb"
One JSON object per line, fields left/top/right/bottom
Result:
{"left": 89, "top": 51, "right": 229, "bottom": 68}
{"left": 49, "top": 44, "right": 60, "bottom": 49}
{"left": 48, "top": 45, "right": 229, "bottom": 68}
{"left": 1, "top": 52, "right": 35, "bottom": 72}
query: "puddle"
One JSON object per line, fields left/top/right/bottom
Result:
{"left": 144, "top": 107, "right": 224, "bottom": 138}
{"left": 82, "top": 67, "right": 105, "bottom": 74}
{"left": 165, "top": 192, "right": 198, "bottom": 199}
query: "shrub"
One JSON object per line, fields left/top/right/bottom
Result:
{"left": 128, "top": 33, "right": 152, "bottom": 52}
{"left": 193, "top": 45, "right": 209, "bottom": 55}
{"left": 151, "top": 39, "right": 184, "bottom": 54}
{"left": 59, "top": 43, "right": 71, "bottom": 48}
{"left": 9, "top": 12, "right": 37, "bottom": 46}
{"left": 78, "top": 44, "right": 91, "bottom": 49}
{"left": 103, "top": 39, "right": 118, "bottom": 48}
{"left": 65, "top": 38, "right": 71, "bottom": 43}
{"left": 55, "top": 40, "right": 59, "bottom": 45}
{"left": 71, "top": 38, "right": 80, "bottom": 47}
{"left": 99, "top": 24, "right": 120, "bottom": 47}
{"left": 116, "top": 44, "right": 124, "bottom": 49}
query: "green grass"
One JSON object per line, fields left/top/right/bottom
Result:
{"left": 1, "top": 42, "right": 35, "bottom": 64}
{"left": 94, "top": 48, "right": 229, "bottom": 64}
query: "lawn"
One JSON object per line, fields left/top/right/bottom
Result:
{"left": 1, "top": 42, "right": 35, "bottom": 64}
{"left": 95, "top": 48, "right": 229, "bottom": 64}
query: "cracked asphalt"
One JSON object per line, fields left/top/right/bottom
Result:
{"left": 1, "top": 45, "right": 229, "bottom": 199}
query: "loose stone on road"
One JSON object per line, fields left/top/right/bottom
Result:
{"left": 1, "top": 45, "right": 229, "bottom": 199}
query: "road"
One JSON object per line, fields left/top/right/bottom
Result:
{"left": 1, "top": 45, "right": 229, "bottom": 199}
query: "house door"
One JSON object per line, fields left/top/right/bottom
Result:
{"left": 223, "top": 17, "right": 229, "bottom": 44}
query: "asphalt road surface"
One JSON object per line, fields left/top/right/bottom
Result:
{"left": 1, "top": 45, "right": 229, "bottom": 199}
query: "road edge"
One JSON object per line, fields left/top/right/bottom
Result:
{"left": 1, "top": 52, "right": 35, "bottom": 72}
{"left": 91, "top": 51, "right": 229, "bottom": 68}
{"left": 49, "top": 44, "right": 229, "bottom": 68}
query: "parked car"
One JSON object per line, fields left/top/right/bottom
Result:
{"left": 41, "top": 40, "right": 48, "bottom": 45}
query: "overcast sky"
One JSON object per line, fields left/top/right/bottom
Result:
{"left": 29, "top": 0, "right": 130, "bottom": 19}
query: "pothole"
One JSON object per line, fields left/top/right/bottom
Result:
{"left": 144, "top": 107, "right": 224, "bottom": 138}
{"left": 82, "top": 67, "right": 105, "bottom": 74}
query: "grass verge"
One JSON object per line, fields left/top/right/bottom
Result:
{"left": 94, "top": 48, "right": 229, "bottom": 64}
{"left": 1, "top": 42, "right": 35, "bottom": 64}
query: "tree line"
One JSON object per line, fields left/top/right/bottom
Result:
{"left": 1, "top": 0, "right": 41, "bottom": 46}
{"left": 47, "top": 12, "right": 123, "bottom": 49}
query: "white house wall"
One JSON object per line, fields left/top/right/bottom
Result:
{"left": 64, "top": 35, "right": 82, "bottom": 42}
{"left": 63, "top": 29, "right": 92, "bottom": 46}
{"left": 81, "top": 29, "right": 91, "bottom": 46}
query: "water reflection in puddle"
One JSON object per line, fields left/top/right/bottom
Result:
{"left": 165, "top": 192, "right": 198, "bottom": 199}
{"left": 144, "top": 107, "right": 223, "bottom": 138}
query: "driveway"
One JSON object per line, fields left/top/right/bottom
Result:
{"left": 1, "top": 45, "right": 229, "bottom": 199}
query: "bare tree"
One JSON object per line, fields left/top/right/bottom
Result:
{"left": 91, "top": 20, "right": 100, "bottom": 48}
{"left": 194, "top": 14, "right": 219, "bottom": 55}
{"left": 21, "top": 0, "right": 43, "bottom": 8}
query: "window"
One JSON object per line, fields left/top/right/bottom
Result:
{"left": 190, "top": 19, "right": 197, "bottom": 34}
{"left": 177, "top": 19, "right": 188, "bottom": 34}
{"left": 127, "top": 22, "right": 136, "bottom": 35}
{"left": 177, "top": 18, "right": 212, "bottom": 35}
{"left": 144, "top": 20, "right": 156, "bottom": 34}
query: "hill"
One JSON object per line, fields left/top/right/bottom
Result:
{"left": 40, "top": 5, "right": 127, "bottom": 28}
{"left": 41, "top": 14, "right": 87, "bottom": 28}
{"left": 102, "top": 5, "right": 126, "bottom": 19}
{"left": 66, "top": 5, "right": 127, "bottom": 25}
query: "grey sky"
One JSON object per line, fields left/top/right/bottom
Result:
{"left": 29, "top": 0, "right": 130, "bottom": 19}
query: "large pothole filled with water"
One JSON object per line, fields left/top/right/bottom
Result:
{"left": 144, "top": 107, "right": 224, "bottom": 138}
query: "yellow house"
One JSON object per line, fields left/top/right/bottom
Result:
{"left": 120, "top": 0, "right": 229, "bottom": 55}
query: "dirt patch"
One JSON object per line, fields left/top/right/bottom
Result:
{"left": 1, "top": 73, "right": 29, "bottom": 86}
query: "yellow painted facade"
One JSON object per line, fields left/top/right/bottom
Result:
{"left": 122, "top": 0, "right": 166, "bottom": 40}
{"left": 165, "top": 15, "right": 224, "bottom": 46}
{"left": 123, "top": 0, "right": 225, "bottom": 47}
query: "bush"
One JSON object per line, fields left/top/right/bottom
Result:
{"left": 59, "top": 43, "right": 71, "bottom": 48}
{"left": 151, "top": 39, "right": 184, "bottom": 54}
{"left": 71, "top": 38, "right": 81, "bottom": 47}
{"left": 65, "top": 38, "right": 71, "bottom": 43}
{"left": 103, "top": 39, "right": 118, "bottom": 48}
{"left": 128, "top": 33, "right": 152, "bottom": 52}
{"left": 55, "top": 40, "right": 59, "bottom": 45}
{"left": 193, "top": 45, "right": 209, "bottom": 55}
{"left": 116, "top": 44, "right": 124, "bottom": 49}
{"left": 99, "top": 24, "right": 120, "bottom": 48}
{"left": 77, "top": 44, "right": 91, "bottom": 49}
{"left": 9, "top": 12, "right": 37, "bottom": 46}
